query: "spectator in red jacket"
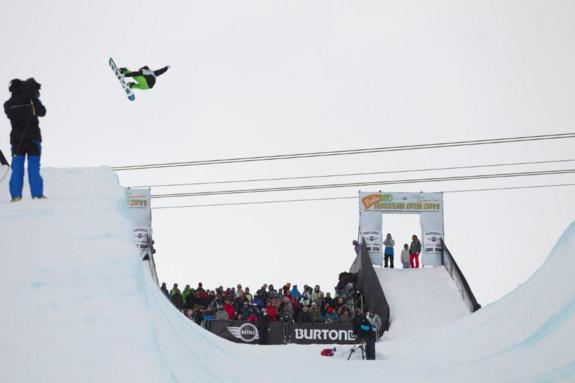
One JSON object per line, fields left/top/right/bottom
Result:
{"left": 265, "top": 301, "right": 278, "bottom": 321}
{"left": 223, "top": 300, "right": 236, "bottom": 320}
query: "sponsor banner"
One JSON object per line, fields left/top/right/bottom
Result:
{"left": 126, "top": 188, "right": 152, "bottom": 252}
{"left": 359, "top": 210, "right": 384, "bottom": 266}
{"left": 422, "top": 231, "right": 444, "bottom": 267}
{"left": 359, "top": 192, "right": 442, "bottom": 213}
{"left": 209, "top": 320, "right": 285, "bottom": 345}
{"left": 424, "top": 231, "right": 444, "bottom": 255}
{"left": 361, "top": 230, "right": 381, "bottom": 254}
{"left": 291, "top": 323, "right": 357, "bottom": 344}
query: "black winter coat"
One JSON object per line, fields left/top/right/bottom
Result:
{"left": 4, "top": 96, "right": 46, "bottom": 146}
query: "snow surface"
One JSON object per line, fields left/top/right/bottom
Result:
{"left": 1, "top": 167, "right": 575, "bottom": 382}
{"left": 376, "top": 267, "right": 470, "bottom": 340}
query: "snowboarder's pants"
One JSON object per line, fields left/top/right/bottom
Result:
{"left": 131, "top": 75, "right": 150, "bottom": 90}
{"left": 409, "top": 253, "right": 419, "bottom": 268}
{"left": 384, "top": 254, "right": 394, "bottom": 268}
{"left": 10, "top": 141, "right": 43, "bottom": 199}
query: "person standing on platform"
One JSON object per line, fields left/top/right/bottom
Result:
{"left": 383, "top": 233, "right": 395, "bottom": 268}
{"left": 401, "top": 244, "right": 410, "bottom": 269}
{"left": 352, "top": 240, "right": 361, "bottom": 255}
{"left": 409, "top": 235, "right": 422, "bottom": 268}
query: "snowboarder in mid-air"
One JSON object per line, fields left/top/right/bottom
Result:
{"left": 120, "top": 65, "right": 170, "bottom": 90}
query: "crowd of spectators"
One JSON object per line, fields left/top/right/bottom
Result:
{"left": 160, "top": 274, "right": 359, "bottom": 326}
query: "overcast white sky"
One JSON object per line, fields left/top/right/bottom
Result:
{"left": 1, "top": 0, "right": 574, "bottom": 304}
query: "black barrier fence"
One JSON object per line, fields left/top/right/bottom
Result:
{"left": 205, "top": 320, "right": 360, "bottom": 345}
{"left": 441, "top": 240, "right": 481, "bottom": 313}
{"left": 291, "top": 322, "right": 357, "bottom": 344}
{"left": 357, "top": 240, "right": 390, "bottom": 335}
{"left": 208, "top": 320, "right": 286, "bottom": 345}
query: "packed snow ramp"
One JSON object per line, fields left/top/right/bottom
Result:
{"left": 376, "top": 267, "right": 471, "bottom": 339}
{"left": 1, "top": 167, "right": 574, "bottom": 382}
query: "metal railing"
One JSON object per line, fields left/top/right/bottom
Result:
{"left": 441, "top": 240, "right": 481, "bottom": 313}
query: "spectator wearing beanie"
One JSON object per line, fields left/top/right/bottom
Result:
{"left": 290, "top": 285, "right": 302, "bottom": 300}
{"left": 311, "top": 285, "right": 323, "bottom": 303}
{"left": 324, "top": 306, "right": 340, "bottom": 323}
{"left": 280, "top": 296, "right": 294, "bottom": 321}
{"left": 160, "top": 282, "right": 169, "bottom": 298}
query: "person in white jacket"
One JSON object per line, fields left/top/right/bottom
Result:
{"left": 367, "top": 308, "right": 382, "bottom": 337}
{"left": 400, "top": 244, "right": 410, "bottom": 269}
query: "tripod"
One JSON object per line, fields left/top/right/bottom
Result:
{"left": 347, "top": 339, "right": 366, "bottom": 360}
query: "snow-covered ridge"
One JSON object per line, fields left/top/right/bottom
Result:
{"left": 0, "top": 167, "right": 574, "bottom": 382}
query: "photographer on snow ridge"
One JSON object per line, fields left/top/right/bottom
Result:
{"left": 352, "top": 309, "right": 376, "bottom": 360}
{"left": 4, "top": 78, "right": 46, "bottom": 201}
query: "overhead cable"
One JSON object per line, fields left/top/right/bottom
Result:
{"left": 151, "top": 182, "right": 575, "bottom": 209}
{"left": 113, "top": 132, "right": 575, "bottom": 171}
{"left": 129, "top": 158, "right": 575, "bottom": 188}
{"left": 150, "top": 168, "right": 575, "bottom": 198}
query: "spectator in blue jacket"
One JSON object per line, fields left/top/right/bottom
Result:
{"left": 383, "top": 233, "right": 395, "bottom": 268}
{"left": 252, "top": 293, "right": 265, "bottom": 309}
{"left": 324, "top": 306, "right": 340, "bottom": 323}
{"left": 290, "top": 285, "right": 302, "bottom": 300}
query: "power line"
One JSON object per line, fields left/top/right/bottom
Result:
{"left": 153, "top": 196, "right": 359, "bottom": 209}
{"left": 151, "top": 182, "right": 575, "bottom": 209}
{"left": 112, "top": 132, "right": 575, "bottom": 171}
{"left": 129, "top": 158, "right": 575, "bottom": 188}
{"left": 445, "top": 182, "right": 575, "bottom": 194}
{"left": 150, "top": 168, "right": 575, "bottom": 198}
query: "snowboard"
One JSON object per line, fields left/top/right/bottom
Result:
{"left": 0, "top": 149, "right": 9, "bottom": 183}
{"left": 0, "top": 149, "right": 8, "bottom": 166}
{"left": 109, "top": 58, "right": 135, "bottom": 101}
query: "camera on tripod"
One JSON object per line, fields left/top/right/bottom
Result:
{"left": 347, "top": 337, "right": 367, "bottom": 360}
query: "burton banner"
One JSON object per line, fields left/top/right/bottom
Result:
{"left": 291, "top": 322, "right": 357, "bottom": 345}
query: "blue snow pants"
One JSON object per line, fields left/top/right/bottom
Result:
{"left": 9, "top": 141, "right": 44, "bottom": 199}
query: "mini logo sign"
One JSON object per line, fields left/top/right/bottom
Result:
{"left": 227, "top": 323, "right": 259, "bottom": 343}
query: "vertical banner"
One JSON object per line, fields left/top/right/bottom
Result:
{"left": 126, "top": 188, "right": 152, "bottom": 256}
{"left": 358, "top": 210, "right": 383, "bottom": 266}
{"left": 419, "top": 193, "right": 444, "bottom": 267}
